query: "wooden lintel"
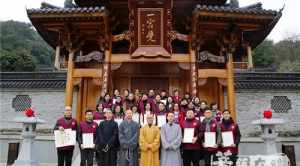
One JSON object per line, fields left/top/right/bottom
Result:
{"left": 198, "top": 69, "right": 227, "bottom": 78}
{"left": 195, "top": 11, "right": 275, "bottom": 21}
{"left": 110, "top": 54, "right": 190, "bottom": 63}
{"left": 73, "top": 68, "right": 102, "bottom": 78}
{"left": 29, "top": 12, "right": 106, "bottom": 19}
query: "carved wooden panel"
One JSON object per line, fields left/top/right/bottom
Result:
{"left": 128, "top": 0, "right": 172, "bottom": 57}
{"left": 138, "top": 8, "right": 163, "bottom": 47}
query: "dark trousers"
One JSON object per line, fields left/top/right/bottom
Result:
{"left": 98, "top": 150, "right": 117, "bottom": 166}
{"left": 203, "top": 151, "right": 217, "bottom": 166}
{"left": 95, "top": 151, "right": 101, "bottom": 166}
{"left": 80, "top": 149, "right": 94, "bottom": 166}
{"left": 182, "top": 149, "right": 201, "bottom": 166}
{"left": 57, "top": 149, "right": 73, "bottom": 166}
{"left": 229, "top": 154, "right": 238, "bottom": 166}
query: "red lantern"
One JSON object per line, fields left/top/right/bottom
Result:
{"left": 263, "top": 109, "right": 272, "bottom": 119}
{"left": 25, "top": 108, "right": 35, "bottom": 117}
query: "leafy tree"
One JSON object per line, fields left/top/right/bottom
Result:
{"left": 252, "top": 40, "right": 275, "bottom": 68}
{"left": 0, "top": 20, "right": 54, "bottom": 71}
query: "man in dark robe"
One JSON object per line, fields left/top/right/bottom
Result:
{"left": 95, "top": 109, "right": 119, "bottom": 166}
{"left": 54, "top": 106, "right": 77, "bottom": 166}
{"left": 119, "top": 109, "right": 140, "bottom": 166}
{"left": 77, "top": 110, "right": 98, "bottom": 166}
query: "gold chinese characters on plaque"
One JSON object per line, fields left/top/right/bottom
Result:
{"left": 138, "top": 8, "right": 163, "bottom": 47}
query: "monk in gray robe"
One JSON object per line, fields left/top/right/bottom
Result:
{"left": 160, "top": 112, "right": 183, "bottom": 166}
{"left": 119, "top": 109, "right": 140, "bottom": 166}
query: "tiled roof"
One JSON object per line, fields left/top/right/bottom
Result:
{"left": 194, "top": 4, "right": 278, "bottom": 15}
{"left": 0, "top": 79, "right": 66, "bottom": 89}
{"left": 27, "top": 6, "right": 105, "bottom": 15}
{"left": 1, "top": 72, "right": 300, "bottom": 90}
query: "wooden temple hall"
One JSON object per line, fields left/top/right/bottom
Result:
{"left": 27, "top": 0, "right": 282, "bottom": 121}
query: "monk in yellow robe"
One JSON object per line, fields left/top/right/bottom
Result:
{"left": 139, "top": 113, "right": 160, "bottom": 166}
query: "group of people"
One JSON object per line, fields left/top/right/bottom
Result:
{"left": 54, "top": 89, "right": 241, "bottom": 166}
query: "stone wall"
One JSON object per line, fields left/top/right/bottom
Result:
{"left": 0, "top": 89, "right": 77, "bottom": 131}
{"left": 236, "top": 90, "right": 300, "bottom": 137}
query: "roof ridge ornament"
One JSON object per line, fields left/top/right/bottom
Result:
{"left": 64, "top": 0, "right": 76, "bottom": 8}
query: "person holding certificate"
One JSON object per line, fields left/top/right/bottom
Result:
{"left": 195, "top": 101, "right": 208, "bottom": 123}
{"left": 172, "top": 103, "right": 185, "bottom": 125}
{"left": 160, "top": 112, "right": 183, "bottom": 166}
{"left": 113, "top": 105, "right": 124, "bottom": 126}
{"left": 131, "top": 105, "right": 140, "bottom": 124}
{"left": 95, "top": 109, "right": 119, "bottom": 166}
{"left": 200, "top": 109, "right": 221, "bottom": 166}
{"left": 181, "top": 110, "right": 202, "bottom": 166}
{"left": 54, "top": 106, "right": 77, "bottom": 166}
{"left": 155, "top": 102, "right": 167, "bottom": 127}
{"left": 77, "top": 110, "right": 98, "bottom": 166}
{"left": 220, "top": 110, "right": 241, "bottom": 166}
{"left": 140, "top": 103, "right": 156, "bottom": 127}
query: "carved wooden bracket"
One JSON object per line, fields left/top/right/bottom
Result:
{"left": 92, "top": 78, "right": 102, "bottom": 86}
{"left": 112, "top": 31, "right": 131, "bottom": 42}
{"left": 198, "top": 78, "right": 207, "bottom": 86}
{"left": 111, "top": 63, "right": 122, "bottom": 70}
{"left": 73, "top": 77, "right": 82, "bottom": 86}
{"left": 218, "top": 78, "right": 227, "bottom": 86}
{"left": 178, "top": 63, "right": 190, "bottom": 70}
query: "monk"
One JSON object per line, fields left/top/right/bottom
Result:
{"left": 160, "top": 112, "right": 182, "bottom": 166}
{"left": 119, "top": 109, "right": 140, "bottom": 166}
{"left": 139, "top": 114, "right": 160, "bottom": 166}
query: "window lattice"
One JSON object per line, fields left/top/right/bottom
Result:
{"left": 12, "top": 95, "right": 31, "bottom": 112}
{"left": 271, "top": 96, "right": 291, "bottom": 113}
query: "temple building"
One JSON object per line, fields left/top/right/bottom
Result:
{"left": 1, "top": 0, "right": 300, "bottom": 165}
{"left": 25, "top": 0, "right": 282, "bottom": 121}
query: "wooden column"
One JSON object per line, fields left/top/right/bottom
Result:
{"left": 76, "top": 81, "right": 83, "bottom": 121}
{"left": 226, "top": 53, "right": 237, "bottom": 121}
{"left": 54, "top": 45, "right": 60, "bottom": 70}
{"left": 101, "top": 50, "right": 110, "bottom": 93}
{"left": 247, "top": 45, "right": 253, "bottom": 69}
{"left": 65, "top": 51, "right": 75, "bottom": 107}
{"left": 190, "top": 50, "right": 197, "bottom": 97}
{"left": 218, "top": 84, "right": 224, "bottom": 112}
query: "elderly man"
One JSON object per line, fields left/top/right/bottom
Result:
{"left": 54, "top": 106, "right": 77, "bottom": 166}
{"left": 119, "top": 109, "right": 140, "bottom": 166}
{"left": 139, "top": 113, "right": 160, "bottom": 166}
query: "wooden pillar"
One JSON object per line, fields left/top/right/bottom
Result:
{"left": 190, "top": 50, "right": 197, "bottom": 97}
{"left": 247, "top": 45, "right": 253, "bottom": 69}
{"left": 226, "top": 53, "right": 237, "bottom": 121}
{"left": 54, "top": 45, "right": 60, "bottom": 70}
{"left": 102, "top": 50, "right": 110, "bottom": 93}
{"left": 76, "top": 81, "right": 83, "bottom": 121}
{"left": 65, "top": 51, "right": 75, "bottom": 107}
{"left": 218, "top": 83, "right": 224, "bottom": 112}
